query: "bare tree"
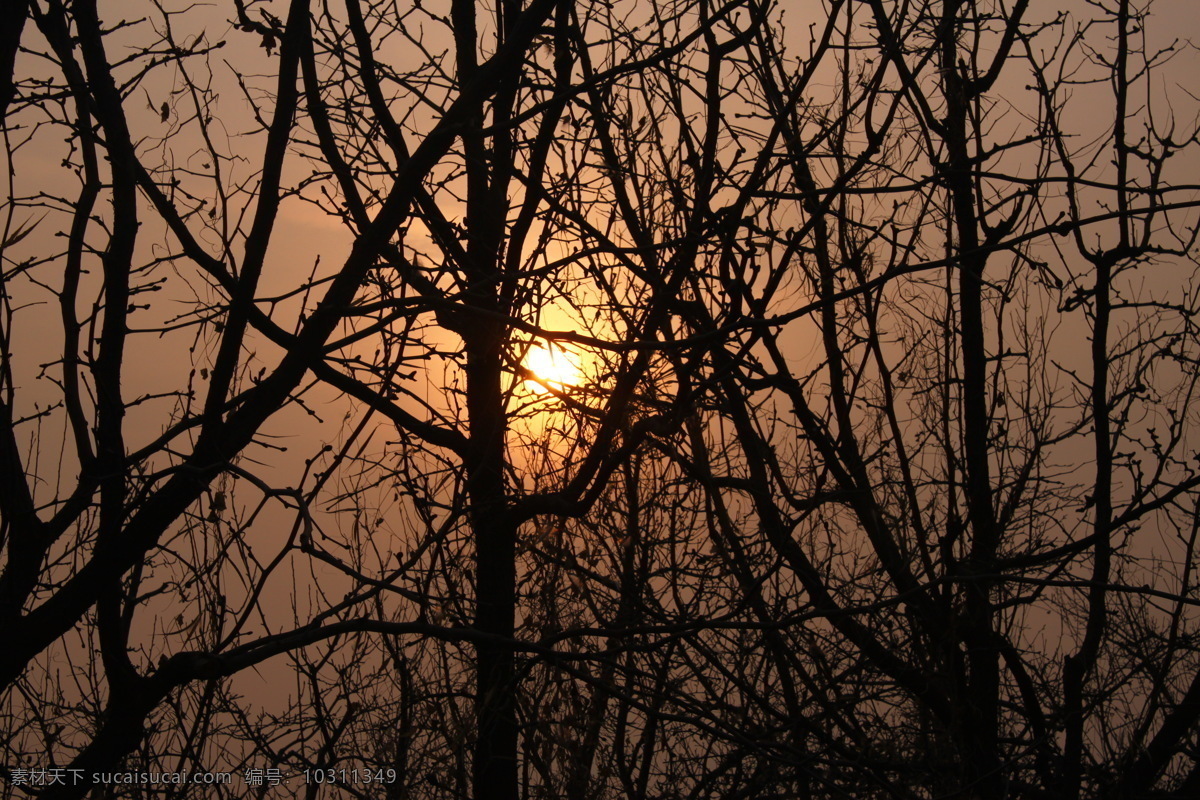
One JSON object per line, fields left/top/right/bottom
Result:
{"left": 4, "top": 0, "right": 1200, "bottom": 799}
{"left": 0, "top": 0, "right": 732, "bottom": 797}
{"left": 594, "top": 0, "right": 1200, "bottom": 797}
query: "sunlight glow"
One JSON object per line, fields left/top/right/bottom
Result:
{"left": 523, "top": 344, "right": 583, "bottom": 392}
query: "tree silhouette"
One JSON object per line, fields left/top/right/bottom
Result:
{"left": 3, "top": 0, "right": 1200, "bottom": 799}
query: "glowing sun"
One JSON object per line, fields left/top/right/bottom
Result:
{"left": 523, "top": 344, "right": 582, "bottom": 391}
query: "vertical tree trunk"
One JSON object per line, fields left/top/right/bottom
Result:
{"left": 446, "top": 0, "right": 518, "bottom": 794}
{"left": 467, "top": 327, "right": 519, "bottom": 800}
{"left": 938, "top": 0, "right": 1002, "bottom": 793}
{"left": 1062, "top": 1, "right": 1127, "bottom": 793}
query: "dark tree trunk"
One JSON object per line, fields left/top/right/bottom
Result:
{"left": 467, "top": 327, "right": 519, "bottom": 800}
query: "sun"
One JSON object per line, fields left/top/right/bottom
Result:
{"left": 523, "top": 344, "right": 583, "bottom": 392}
